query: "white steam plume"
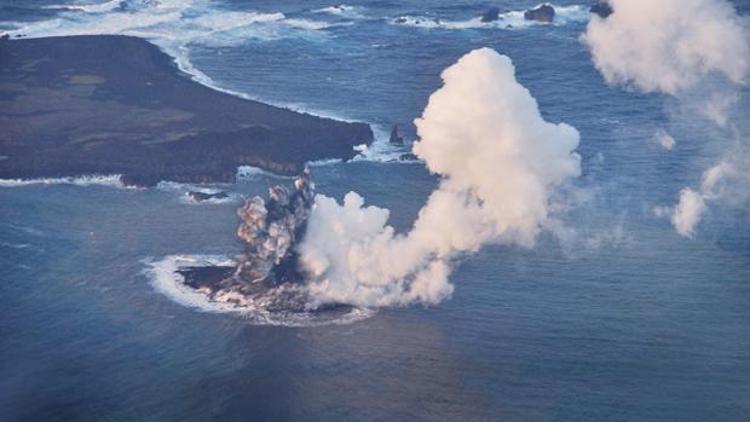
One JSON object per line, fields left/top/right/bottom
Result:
{"left": 581, "top": 0, "right": 749, "bottom": 95}
{"left": 669, "top": 160, "right": 749, "bottom": 237}
{"left": 298, "top": 48, "right": 581, "bottom": 308}
{"left": 582, "top": 0, "right": 750, "bottom": 238}
{"left": 655, "top": 129, "right": 676, "bottom": 150}
{"left": 671, "top": 188, "right": 706, "bottom": 237}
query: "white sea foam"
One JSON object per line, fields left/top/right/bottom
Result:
{"left": 313, "top": 4, "right": 365, "bottom": 19}
{"left": 0, "top": 241, "right": 32, "bottom": 250}
{"left": 42, "top": 0, "right": 122, "bottom": 13}
{"left": 142, "top": 254, "right": 374, "bottom": 326}
{"left": 284, "top": 18, "right": 337, "bottom": 31}
{"left": 0, "top": 174, "right": 133, "bottom": 189}
{"left": 156, "top": 181, "right": 241, "bottom": 204}
{"left": 308, "top": 158, "right": 344, "bottom": 167}
{"left": 144, "top": 254, "right": 240, "bottom": 313}
{"left": 351, "top": 125, "right": 417, "bottom": 163}
{"left": 236, "top": 165, "right": 292, "bottom": 180}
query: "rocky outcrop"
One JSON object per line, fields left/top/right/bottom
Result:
{"left": 524, "top": 4, "right": 555, "bottom": 23}
{"left": 590, "top": 1, "right": 613, "bottom": 18}
{"left": 480, "top": 7, "right": 500, "bottom": 23}
{"left": 399, "top": 152, "right": 418, "bottom": 161}
{"left": 187, "top": 191, "right": 229, "bottom": 202}
{"left": 389, "top": 124, "right": 405, "bottom": 145}
{"left": 0, "top": 36, "right": 374, "bottom": 186}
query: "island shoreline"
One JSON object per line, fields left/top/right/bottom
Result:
{"left": 0, "top": 35, "right": 374, "bottom": 187}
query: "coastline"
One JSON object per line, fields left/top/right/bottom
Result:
{"left": 0, "top": 35, "right": 373, "bottom": 187}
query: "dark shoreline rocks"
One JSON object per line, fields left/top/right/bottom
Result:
{"left": 0, "top": 35, "right": 373, "bottom": 187}
{"left": 524, "top": 4, "right": 555, "bottom": 23}
{"left": 590, "top": 1, "right": 613, "bottom": 18}
{"left": 389, "top": 124, "right": 404, "bottom": 145}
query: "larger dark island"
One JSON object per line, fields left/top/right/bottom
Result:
{"left": 0, "top": 35, "right": 373, "bottom": 186}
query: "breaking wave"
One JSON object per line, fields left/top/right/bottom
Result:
{"left": 312, "top": 4, "right": 366, "bottom": 19}
{"left": 41, "top": 0, "right": 122, "bottom": 14}
{"left": 236, "top": 165, "right": 293, "bottom": 180}
{"left": 142, "top": 254, "right": 374, "bottom": 326}
{"left": 0, "top": 174, "right": 133, "bottom": 189}
{"left": 350, "top": 125, "right": 419, "bottom": 163}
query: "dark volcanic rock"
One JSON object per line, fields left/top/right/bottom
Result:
{"left": 0, "top": 35, "right": 373, "bottom": 186}
{"left": 178, "top": 265, "right": 236, "bottom": 290}
{"left": 172, "top": 170, "right": 316, "bottom": 311}
{"left": 389, "top": 124, "right": 404, "bottom": 145}
{"left": 524, "top": 4, "right": 555, "bottom": 23}
{"left": 187, "top": 191, "right": 229, "bottom": 202}
{"left": 480, "top": 7, "right": 500, "bottom": 23}
{"left": 399, "top": 152, "right": 418, "bottom": 161}
{"left": 590, "top": 1, "right": 613, "bottom": 18}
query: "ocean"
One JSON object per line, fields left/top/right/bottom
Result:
{"left": 1, "top": 0, "right": 749, "bottom": 420}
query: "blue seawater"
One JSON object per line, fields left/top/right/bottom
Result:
{"left": 1, "top": 0, "right": 749, "bottom": 420}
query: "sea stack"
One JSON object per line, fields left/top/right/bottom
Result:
{"left": 524, "top": 4, "right": 555, "bottom": 23}
{"left": 389, "top": 124, "right": 405, "bottom": 145}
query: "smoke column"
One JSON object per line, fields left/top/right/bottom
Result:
{"left": 298, "top": 48, "right": 581, "bottom": 308}
{"left": 581, "top": 0, "right": 750, "bottom": 237}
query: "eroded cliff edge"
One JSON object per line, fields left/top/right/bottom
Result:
{"left": 0, "top": 35, "right": 373, "bottom": 186}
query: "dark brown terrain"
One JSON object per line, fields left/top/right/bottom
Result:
{"left": 0, "top": 35, "right": 373, "bottom": 186}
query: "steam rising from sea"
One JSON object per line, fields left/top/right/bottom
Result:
{"left": 144, "top": 48, "right": 582, "bottom": 320}
{"left": 581, "top": 0, "right": 750, "bottom": 237}
{"left": 298, "top": 48, "right": 581, "bottom": 307}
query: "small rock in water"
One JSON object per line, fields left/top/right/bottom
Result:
{"left": 389, "top": 124, "right": 405, "bottom": 145}
{"left": 524, "top": 4, "right": 555, "bottom": 23}
{"left": 590, "top": 1, "right": 613, "bottom": 18}
{"left": 399, "top": 152, "right": 418, "bottom": 161}
{"left": 187, "top": 191, "right": 229, "bottom": 202}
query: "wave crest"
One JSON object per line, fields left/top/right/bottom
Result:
{"left": 0, "top": 174, "right": 132, "bottom": 189}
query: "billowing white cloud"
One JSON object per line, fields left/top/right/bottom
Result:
{"left": 581, "top": 0, "right": 750, "bottom": 95}
{"left": 298, "top": 48, "right": 581, "bottom": 307}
